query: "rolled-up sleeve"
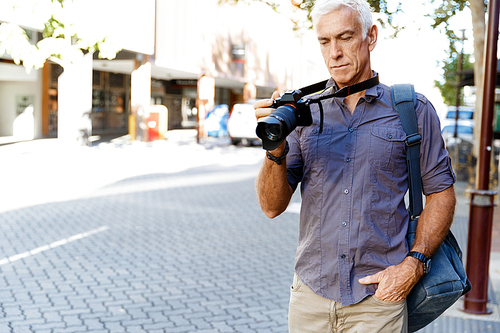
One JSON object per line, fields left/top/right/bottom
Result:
{"left": 417, "top": 97, "right": 456, "bottom": 195}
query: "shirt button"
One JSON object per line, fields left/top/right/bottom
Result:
{"left": 388, "top": 134, "right": 393, "bottom": 139}
{"left": 346, "top": 158, "right": 351, "bottom": 162}
{"left": 342, "top": 222, "right": 347, "bottom": 227}
{"left": 344, "top": 189, "right": 349, "bottom": 194}
{"left": 341, "top": 254, "right": 346, "bottom": 259}
{"left": 348, "top": 128, "right": 354, "bottom": 133}
{"left": 313, "top": 129, "right": 318, "bottom": 134}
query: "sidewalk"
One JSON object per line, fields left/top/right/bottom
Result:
{"left": 1, "top": 134, "right": 500, "bottom": 332}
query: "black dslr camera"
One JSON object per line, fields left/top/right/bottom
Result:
{"left": 255, "top": 76, "right": 380, "bottom": 151}
{"left": 255, "top": 89, "right": 313, "bottom": 151}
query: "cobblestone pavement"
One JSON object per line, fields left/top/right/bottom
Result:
{"left": 0, "top": 132, "right": 500, "bottom": 332}
{"left": 0, "top": 135, "right": 299, "bottom": 333}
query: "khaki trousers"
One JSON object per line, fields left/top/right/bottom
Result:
{"left": 289, "top": 274, "right": 408, "bottom": 333}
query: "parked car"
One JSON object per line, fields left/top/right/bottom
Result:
{"left": 440, "top": 106, "right": 474, "bottom": 129}
{"left": 442, "top": 124, "right": 474, "bottom": 145}
{"left": 205, "top": 104, "right": 229, "bottom": 137}
{"left": 445, "top": 109, "right": 474, "bottom": 120}
{"left": 227, "top": 103, "right": 261, "bottom": 146}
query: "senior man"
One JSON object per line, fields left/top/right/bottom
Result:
{"left": 254, "top": 0, "right": 456, "bottom": 332}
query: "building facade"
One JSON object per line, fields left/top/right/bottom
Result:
{"left": 0, "top": 0, "right": 326, "bottom": 144}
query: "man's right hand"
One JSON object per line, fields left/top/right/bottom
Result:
{"left": 254, "top": 91, "right": 281, "bottom": 121}
{"left": 253, "top": 91, "right": 287, "bottom": 155}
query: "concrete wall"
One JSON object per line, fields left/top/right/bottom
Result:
{"left": 155, "top": 0, "right": 326, "bottom": 91}
{"left": 155, "top": 0, "right": 213, "bottom": 74}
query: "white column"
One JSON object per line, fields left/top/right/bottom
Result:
{"left": 57, "top": 53, "right": 93, "bottom": 145}
{"left": 131, "top": 61, "right": 152, "bottom": 142}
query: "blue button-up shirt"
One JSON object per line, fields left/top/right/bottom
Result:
{"left": 286, "top": 77, "right": 455, "bottom": 305}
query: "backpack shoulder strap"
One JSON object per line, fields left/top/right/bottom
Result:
{"left": 391, "top": 84, "right": 423, "bottom": 219}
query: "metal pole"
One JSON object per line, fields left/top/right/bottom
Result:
{"left": 454, "top": 30, "right": 465, "bottom": 139}
{"left": 463, "top": 0, "right": 500, "bottom": 314}
{"left": 453, "top": 30, "right": 466, "bottom": 173}
{"left": 478, "top": 5, "right": 499, "bottom": 191}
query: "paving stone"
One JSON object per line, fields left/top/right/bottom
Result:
{"left": 211, "top": 321, "right": 236, "bottom": 332}
{"left": 226, "top": 317, "right": 258, "bottom": 326}
{"left": 120, "top": 318, "right": 154, "bottom": 326}
{"left": 102, "top": 321, "right": 125, "bottom": 331}
{"left": 63, "top": 314, "right": 83, "bottom": 327}
{"left": 30, "top": 322, "right": 66, "bottom": 331}
{"left": 0, "top": 324, "right": 12, "bottom": 333}
{"left": 182, "top": 311, "right": 216, "bottom": 320}
{"left": 3, "top": 306, "right": 22, "bottom": 317}
{"left": 83, "top": 318, "right": 106, "bottom": 330}
{"left": 58, "top": 308, "right": 92, "bottom": 316}
{"left": 142, "top": 322, "right": 175, "bottom": 331}
{"left": 232, "top": 325, "right": 256, "bottom": 333}
{"left": 164, "top": 325, "right": 199, "bottom": 333}
{"left": 124, "top": 326, "right": 147, "bottom": 333}
{"left": 10, "top": 326, "right": 33, "bottom": 333}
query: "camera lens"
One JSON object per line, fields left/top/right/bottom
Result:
{"left": 256, "top": 104, "right": 298, "bottom": 150}
{"left": 265, "top": 124, "right": 282, "bottom": 141}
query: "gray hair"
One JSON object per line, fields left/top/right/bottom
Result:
{"left": 311, "top": 0, "right": 374, "bottom": 39}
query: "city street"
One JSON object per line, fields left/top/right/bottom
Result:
{"left": 1, "top": 131, "right": 500, "bottom": 333}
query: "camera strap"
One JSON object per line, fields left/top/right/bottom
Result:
{"left": 297, "top": 79, "right": 331, "bottom": 96}
{"left": 303, "top": 75, "right": 380, "bottom": 133}
{"left": 299, "top": 75, "right": 379, "bottom": 100}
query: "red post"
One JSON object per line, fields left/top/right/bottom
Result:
{"left": 462, "top": 0, "right": 500, "bottom": 314}
{"left": 463, "top": 190, "right": 496, "bottom": 314}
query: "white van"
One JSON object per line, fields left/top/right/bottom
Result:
{"left": 227, "top": 104, "right": 261, "bottom": 146}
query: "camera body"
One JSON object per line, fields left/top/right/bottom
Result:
{"left": 256, "top": 89, "right": 313, "bottom": 150}
{"left": 271, "top": 90, "right": 313, "bottom": 127}
{"left": 256, "top": 76, "right": 380, "bottom": 151}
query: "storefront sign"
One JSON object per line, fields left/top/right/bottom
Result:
{"left": 173, "top": 80, "right": 198, "bottom": 87}
{"left": 232, "top": 45, "right": 246, "bottom": 63}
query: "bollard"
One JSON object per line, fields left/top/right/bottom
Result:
{"left": 463, "top": 190, "right": 497, "bottom": 314}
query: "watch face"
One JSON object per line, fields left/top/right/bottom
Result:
{"left": 425, "top": 259, "right": 431, "bottom": 274}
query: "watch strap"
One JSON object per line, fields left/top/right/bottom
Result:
{"left": 407, "top": 251, "right": 431, "bottom": 274}
{"left": 266, "top": 141, "right": 289, "bottom": 165}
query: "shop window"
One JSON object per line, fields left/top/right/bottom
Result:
{"left": 109, "top": 73, "right": 125, "bottom": 89}
{"left": 93, "top": 70, "right": 102, "bottom": 87}
{"left": 91, "top": 71, "right": 130, "bottom": 135}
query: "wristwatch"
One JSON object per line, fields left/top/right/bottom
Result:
{"left": 266, "top": 141, "right": 289, "bottom": 165}
{"left": 407, "top": 251, "right": 432, "bottom": 275}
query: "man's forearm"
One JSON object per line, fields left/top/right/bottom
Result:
{"left": 255, "top": 144, "right": 294, "bottom": 219}
{"left": 411, "top": 185, "right": 456, "bottom": 257}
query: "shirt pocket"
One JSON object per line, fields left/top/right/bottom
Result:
{"left": 369, "top": 126, "right": 407, "bottom": 171}
{"left": 298, "top": 126, "right": 320, "bottom": 165}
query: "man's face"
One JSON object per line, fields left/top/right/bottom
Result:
{"left": 315, "top": 6, "right": 377, "bottom": 88}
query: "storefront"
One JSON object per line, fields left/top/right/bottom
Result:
{"left": 91, "top": 71, "right": 130, "bottom": 137}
